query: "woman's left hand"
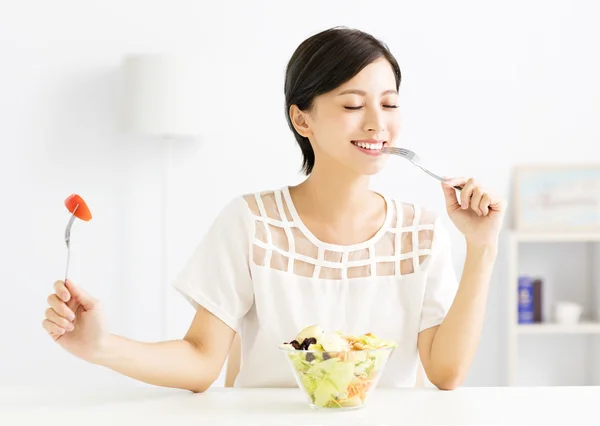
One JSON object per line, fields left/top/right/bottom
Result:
{"left": 441, "top": 177, "right": 506, "bottom": 247}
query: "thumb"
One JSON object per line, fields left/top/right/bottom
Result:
{"left": 65, "top": 279, "right": 96, "bottom": 311}
{"left": 441, "top": 181, "right": 460, "bottom": 211}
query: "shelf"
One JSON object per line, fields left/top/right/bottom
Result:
{"left": 511, "top": 231, "right": 600, "bottom": 242}
{"left": 517, "top": 322, "right": 600, "bottom": 334}
{"left": 507, "top": 226, "right": 600, "bottom": 386}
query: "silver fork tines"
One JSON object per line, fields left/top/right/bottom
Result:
{"left": 381, "top": 146, "right": 462, "bottom": 191}
{"left": 64, "top": 204, "right": 79, "bottom": 282}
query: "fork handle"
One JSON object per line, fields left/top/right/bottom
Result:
{"left": 418, "top": 166, "right": 463, "bottom": 191}
{"left": 65, "top": 244, "right": 71, "bottom": 283}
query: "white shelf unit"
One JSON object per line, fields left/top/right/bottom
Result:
{"left": 517, "top": 322, "right": 600, "bottom": 335}
{"left": 507, "top": 231, "right": 600, "bottom": 386}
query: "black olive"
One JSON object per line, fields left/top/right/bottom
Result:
{"left": 290, "top": 340, "right": 301, "bottom": 350}
{"left": 304, "top": 337, "right": 317, "bottom": 347}
{"left": 305, "top": 352, "right": 315, "bottom": 362}
{"left": 300, "top": 337, "right": 316, "bottom": 350}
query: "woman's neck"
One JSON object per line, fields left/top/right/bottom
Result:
{"left": 290, "top": 160, "right": 379, "bottom": 221}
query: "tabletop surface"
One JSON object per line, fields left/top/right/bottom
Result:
{"left": 1, "top": 385, "right": 597, "bottom": 425}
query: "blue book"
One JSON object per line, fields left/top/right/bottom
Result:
{"left": 518, "top": 276, "right": 534, "bottom": 324}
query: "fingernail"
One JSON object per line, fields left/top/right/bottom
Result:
{"left": 68, "top": 312, "right": 75, "bottom": 321}
{"left": 61, "top": 293, "right": 69, "bottom": 302}
{"left": 66, "top": 323, "right": 74, "bottom": 331}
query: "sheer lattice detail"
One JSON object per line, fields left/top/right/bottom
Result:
{"left": 243, "top": 188, "right": 437, "bottom": 280}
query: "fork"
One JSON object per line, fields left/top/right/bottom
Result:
{"left": 64, "top": 204, "right": 79, "bottom": 283}
{"left": 381, "top": 146, "right": 462, "bottom": 191}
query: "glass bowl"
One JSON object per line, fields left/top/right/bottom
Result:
{"left": 280, "top": 346, "right": 395, "bottom": 410}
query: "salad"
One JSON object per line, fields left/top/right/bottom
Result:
{"left": 280, "top": 325, "right": 397, "bottom": 409}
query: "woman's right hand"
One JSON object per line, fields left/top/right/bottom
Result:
{"left": 43, "top": 279, "right": 108, "bottom": 364}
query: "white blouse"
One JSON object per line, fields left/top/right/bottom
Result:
{"left": 173, "top": 187, "right": 459, "bottom": 388}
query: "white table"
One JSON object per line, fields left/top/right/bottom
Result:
{"left": 1, "top": 385, "right": 597, "bottom": 425}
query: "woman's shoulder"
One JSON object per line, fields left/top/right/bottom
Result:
{"left": 203, "top": 188, "right": 289, "bottom": 234}
{"left": 385, "top": 196, "right": 443, "bottom": 230}
{"left": 383, "top": 196, "right": 454, "bottom": 257}
{"left": 232, "top": 187, "right": 291, "bottom": 221}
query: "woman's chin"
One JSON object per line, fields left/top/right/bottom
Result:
{"left": 347, "top": 161, "right": 387, "bottom": 177}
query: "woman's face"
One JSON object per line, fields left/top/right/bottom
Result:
{"left": 292, "top": 57, "right": 401, "bottom": 176}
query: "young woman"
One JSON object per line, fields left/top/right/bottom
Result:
{"left": 43, "top": 27, "right": 505, "bottom": 392}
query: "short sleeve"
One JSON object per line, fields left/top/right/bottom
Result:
{"left": 172, "top": 196, "right": 254, "bottom": 334}
{"left": 418, "top": 218, "right": 459, "bottom": 333}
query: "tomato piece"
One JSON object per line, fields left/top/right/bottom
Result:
{"left": 64, "top": 194, "right": 92, "bottom": 221}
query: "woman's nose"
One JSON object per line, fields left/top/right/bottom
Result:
{"left": 363, "top": 109, "right": 386, "bottom": 133}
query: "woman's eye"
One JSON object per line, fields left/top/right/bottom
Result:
{"left": 344, "top": 104, "right": 398, "bottom": 110}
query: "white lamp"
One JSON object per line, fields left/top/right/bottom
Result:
{"left": 120, "top": 53, "right": 201, "bottom": 138}
{"left": 120, "top": 53, "right": 201, "bottom": 340}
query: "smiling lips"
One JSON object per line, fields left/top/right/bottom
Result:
{"left": 351, "top": 139, "right": 386, "bottom": 156}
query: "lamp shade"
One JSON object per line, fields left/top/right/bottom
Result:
{"left": 120, "top": 53, "right": 201, "bottom": 138}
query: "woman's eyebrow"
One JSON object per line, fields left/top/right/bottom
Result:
{"left": 337, "top": 89, "right": 398, "bottom": 96}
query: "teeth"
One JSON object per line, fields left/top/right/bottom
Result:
{"left": 354, "top": 142, "right": 383, "bottom": 150}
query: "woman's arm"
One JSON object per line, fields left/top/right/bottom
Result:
{"left": 418, "top": 242, "right": 496, "bottom": 390}
{"left": 95, "top": 306, "right": 235, "bottom": 393}
{"left": 418, "top": 177, "right": 505, "bottom": 390}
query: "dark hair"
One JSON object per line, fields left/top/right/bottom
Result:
{"left": 284, "top": 27, "right": 402, "bottom": 175}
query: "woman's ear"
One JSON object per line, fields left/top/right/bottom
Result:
{"left": 289, "top": 105, "right": 312, "bottom": 138}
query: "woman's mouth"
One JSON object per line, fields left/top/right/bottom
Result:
{"left": 351, "top": 140, "right": 386, "bottom": 155}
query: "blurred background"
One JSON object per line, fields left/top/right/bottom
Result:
{"left": 2, "top": 0, "right": 599, "bottom": 388}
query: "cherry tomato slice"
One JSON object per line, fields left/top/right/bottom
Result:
{"left": 64, "top": 194, "right": 92, "bottom": 221}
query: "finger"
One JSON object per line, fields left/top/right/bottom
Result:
{"left": 441, "top": 181, "right": 460, "bottom": 211}
{"left": 65, "top": 279, "right": 95, "bottom": 311}
{"left": 42, "top": 319, "right": 66, "bottom": 337}
{"left": 470, "top": 187, "right": 485, "bottom": 216}
{"left": 53, "top": 280, "right": 71, "bottom": 303}
{"left": 488, "top": 193, "right": 505, "bottom": 212}
{"left": 443, "top": 176, "right": 469, "bottom": 189}
{"left": 45, "top": 308, "right": 74, "bottom": 331}
{"left": 479, "top": 193, "right": 491, "bottom": 216}
{"left": 460, "top": 178, "right": 476, "bottom": 210}
{"left": 47, "top": 294, "right": 76, "bottom": 321}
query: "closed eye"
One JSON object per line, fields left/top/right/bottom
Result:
{"left": 344, "top": 105, "right": 399, "bottom": 110}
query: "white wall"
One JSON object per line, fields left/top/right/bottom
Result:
{"left": 2, "top": 0, "right": 600, "bottom": 388}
